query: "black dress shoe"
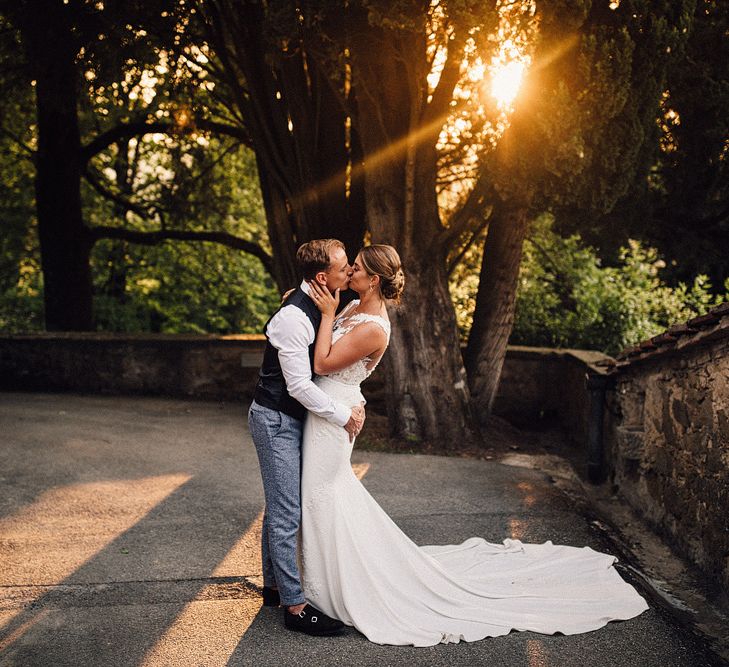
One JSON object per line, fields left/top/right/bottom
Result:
{"left": 284, "top": 604, "right": 345, "bottom": 636}
{"left": 262, "top": 586, "right": 280, "bottom": 607}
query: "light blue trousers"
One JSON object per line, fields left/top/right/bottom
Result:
{"left": 247, "top": 400, "right": 306, "bottom": 607}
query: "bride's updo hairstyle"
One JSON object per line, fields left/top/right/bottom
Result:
{"left": 359, "top": 244, "right": 405, "bottom": 304}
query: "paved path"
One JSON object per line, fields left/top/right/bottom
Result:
{"left": 0, "top": 393, "right": 723, "bottom": 666}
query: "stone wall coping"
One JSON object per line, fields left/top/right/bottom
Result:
{"left": 613, "top": 306, "right": 729, "bottom": 371}
{"left": 504, "top": 345, "right": 614, "bottom": 376}
{"left": 0, "top": 332, "right": 265, "bottom": 344}
{"left": 0, "top": 334, "right": 614, "bottom": 371}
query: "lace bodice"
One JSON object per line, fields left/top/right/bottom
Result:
{"left": 322, "top": 300, "right": 391, "bottom": 386}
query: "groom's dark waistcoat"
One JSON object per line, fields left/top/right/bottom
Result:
{"left": 253, "top": 287, "right": 321, "bottom": 421}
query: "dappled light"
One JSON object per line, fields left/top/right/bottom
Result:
{"left": 527, "top": 639, "right": 549, "bottom": 667}
{"left": 516, "top": 480, "right": 537, "bottom": 509}
{"left": 508, "top": 517, "right": 527, "bottom": 540}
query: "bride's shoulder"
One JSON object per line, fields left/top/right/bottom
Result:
{"left": 357, "top": 313, "right": 391, "bottom": 338}
{"left": 340, "top": 299, "right": 360, "bottom": 315}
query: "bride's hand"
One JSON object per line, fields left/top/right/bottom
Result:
{"left": 309, "top": 280, "right": 339, "bottom": 317}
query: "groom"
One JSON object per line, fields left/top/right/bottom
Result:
{"left": 248, "top": 238, "right": 365, "bottom": 636}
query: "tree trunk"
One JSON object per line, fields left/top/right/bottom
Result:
{"left": 255, "top": 153, "right": 299, "bottom": 291}
{"left": 384, "top": 256, "right": 476, "bottom": 444}
{"left": 21, "top": 2, "right": 93, "bottom": 331}
{"left": 369, "top": 167, "right": 478, "bottom": 445}
{"left": 213, "top": 1, "right": 366, "bottom": 291}
{"left": 350, "top": 14, "right": 479, "bottom": 446}
{"left": 465, "top": 203, "right": 530, "bottom": 419}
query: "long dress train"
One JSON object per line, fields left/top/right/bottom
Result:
{"left": 300, "top": 304, "right": 648, "bottom": 646}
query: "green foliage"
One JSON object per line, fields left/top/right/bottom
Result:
{"left": 449, "top": 230, "right": 485, "bottom": 344}
{"left": 0, "top": 62, "right": 279, "bottom": 335}
{"left": 513, "top": 217, "right": 726, "bottom": 355}
{"left": 92, "top": 240, "right": 278, "bottom": 334}
{"left": 555, "top": 0, "right": 728, "bottom": 290}
{"left": 0, "top": 25, "right": 43, "bottom": 332}
{"left": 0, "top": 3, "right": 279, "bottom": 335}
{"left": 69, "top": 7, "right": 281, "bottom": 334}
{"left": 0, "top": 254, "right": 44, "bottom": 333}
{"left": 87, "top": 142, "right": 279, "bottom": 333}
{"left": 452, "top": 216, "right": 727, "bottom": 356}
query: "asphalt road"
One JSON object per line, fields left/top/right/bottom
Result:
{"left": 0, "top": 392, "right": 723, "bottom": 667}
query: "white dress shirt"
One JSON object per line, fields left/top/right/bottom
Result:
{"left": 265, "top": 281, "right": 351, "bottom": 427}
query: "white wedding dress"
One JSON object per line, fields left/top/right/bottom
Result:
{"left": 300, "top": 301, "right": 649, "bottom": 646}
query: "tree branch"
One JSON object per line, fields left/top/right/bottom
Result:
{"left": 447, "top": 214, "right": 490, "bottom": 276}
{"left": 82, "top": 167, "right": 157, "bottom": 221}
{"left": 0, "top": 125, "right": 35, "bottom": 159}
{"left": 422, "top": 29, "right": 466, "bottom": 127}
{"left": 439, "top": 171, "right": 493, "bottom": 248}
{"left": 90, "top": 225, "right": 275, "bottom": 277}
{"left": 80, "top": 117, "right": 251, "bottom": 163}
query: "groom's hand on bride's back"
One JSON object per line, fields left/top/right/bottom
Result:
{"left": 344, "top": 404, "right": 366, "bottom": 442}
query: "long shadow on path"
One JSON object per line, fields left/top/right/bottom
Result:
{"left": 0, "top": 393, "right": 264, "bottom": 667}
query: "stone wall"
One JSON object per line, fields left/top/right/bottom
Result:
{"left": 604, "top": 305, "right": 729, "bottom": 594}
{"left": 490, "top": 346, "right": 610, "bottom": 438}
{"left": 0, "top": 334, "right": 603, "bottom": 435}
{"left": 0, "top": 333, "right": 265, "bottom": 401}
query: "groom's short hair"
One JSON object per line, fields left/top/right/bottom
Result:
{"left": 297, "top": 239, "right": 346, "bottom": 280}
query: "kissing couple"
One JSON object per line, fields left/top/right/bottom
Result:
{"left": 248, "top": 239, "right": 648, "bottom": 646}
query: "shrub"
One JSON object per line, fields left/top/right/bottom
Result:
{"left": 451, "top": 215, "right": 727, "bottom": 356}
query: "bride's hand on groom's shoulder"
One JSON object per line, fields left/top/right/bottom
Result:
{"left": 309, "top": 280, "right": 339, "bottom": 317}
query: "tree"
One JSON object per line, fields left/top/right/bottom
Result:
{"left": 190, "top": 1, "right": 368, "bottom": 290}
{"left": 191, "top": 1, "right": 499, "bottom": 444}
{"left": 343, "top": 2, "right": 488, "bottom": 443}
{"left": 2, "top": 1, "right": 713, "bottom": 448}
{"left": 465, "top": 0, "right": 697, "bottom": 417}
{"left": 639, "top": 0, "right": 728, "bottom": 287}
{"left": 0, "top": 20, "right": 40, "bottom": 331}
{"left": 88, "top": 138, "right": 279, "bottom": 334}
{"left": 1, "top": 0, "right": 274, "bottom": 330}
{"left": 552, "top": 0, "right": 727, "bottom": 290}
{"left": 3, "top": 0, "right": 94, "bottom": 329}
{"left": 194, "top": 1, "right": 705, "bottom": 443}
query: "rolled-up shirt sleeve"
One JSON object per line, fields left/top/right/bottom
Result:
{"left": 266, "top": 305, "right": 352, "bottom": 427}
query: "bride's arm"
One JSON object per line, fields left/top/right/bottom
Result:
{"left": 314, "top": 324, "right": 386, "bottom": 375}
{"left": 309, "top": 282, "right": 385, "bottom": 375}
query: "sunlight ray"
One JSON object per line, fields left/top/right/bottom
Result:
{"left": 0, "top": 475, "right": 192, "bottom": 587}
{"left": 527, "top": 638, "right": 549, "bottom": 666}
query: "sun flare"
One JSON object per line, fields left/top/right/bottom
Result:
{"left": 490, "top": 59, "right": 526, "bottom": 109}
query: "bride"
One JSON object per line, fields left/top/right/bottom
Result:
{"left": 302, "top": 244, "right": 648, "bottom": 647}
